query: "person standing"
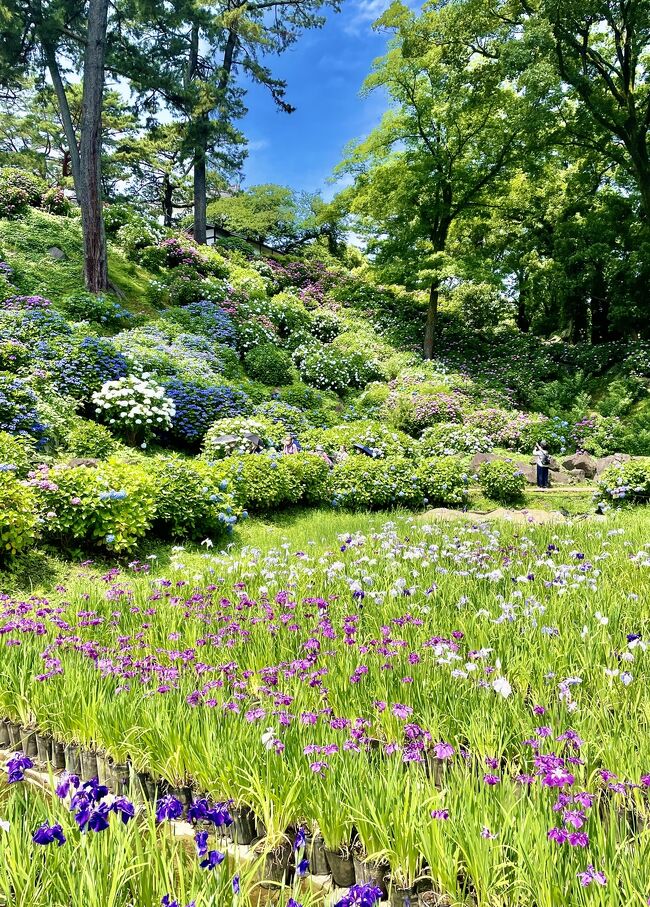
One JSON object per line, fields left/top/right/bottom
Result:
{"left": 533, "top": 440, "right": 551, "bottom": 488}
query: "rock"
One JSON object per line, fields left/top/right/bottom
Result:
{"left": 562, "top": 453, "right": 598, "bottom": 478}
{"left": 568, "top": 468, "right": 587, "bottom": 481}
{"left": 66, "top": 458, "right": 99, "bottom": 469}
{"left": 469, "top": 453, "right": 496, "bottom": 470}
{"left": 48, "top": 246, "right": 66, "bottom": 260}
{"left": 595, "top": 454, "right": 632, "bottom": 476}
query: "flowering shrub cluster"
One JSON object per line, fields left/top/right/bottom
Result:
{"left": 330, "top": 456, "right": 423, "bottom": 509}
{"left": 293, "top": 343, "right": 381, "bottom": 393}
{"left": 92, "top": 374, "right": 175, "bottom": 447}
{"left": 202, "top": 416, "right": 285, "bottom": 459}
{"left": 0, "top": 167, "right": 47, "bottom": 218}
{"left": 59, "top": 292, "right": 133, "bottom": 327}
{"left": 0, "top": 374, "right": 48, "bottom": 444}
{"left": 596, "top": 459, "right": 650, "bottom": 507}
{"left": 302, "top": 420, "right": 415, "bottom": 459}
{"left": 479, "top": 459, "right": 527, "bottom": 503}
{"left": 163, "top": 302, "right": 238, "bottom": 348}
{"left": 0, "top": 470, "right": 38, "bottom": 558}
{"left": 420, "top": 422, "right": 493, "bottom": 456}
{"left": 29, "top": 459, "right": 157, "bottom": 551}
{"left": 165, "top": 379, "right": 250, "bottom": 446}
{"left": 50, "top": 337, "right": 129, "bottom": 401}
{"left": 244, "top": 343, "right": 293, "bottom": 385}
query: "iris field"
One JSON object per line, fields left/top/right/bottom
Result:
{"left": 1, "top": 510, "right": 650, "bottom": 906}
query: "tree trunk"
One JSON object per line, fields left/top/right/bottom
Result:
{"left": 79, "top": 0, "right": 109, "bottom": 292}
{"left": 193, "top": 131, "right": 207, "bottom": 244}
{"left": 162, "top": 173, "right": 173, "bottom": 227}
{"left": 516, "top": 271, "right": 530, "bottom": 332}
{"left": 43, "top": 45, "right": 82, "bottom": 197}
{"left": 423, "top": 281, "right": 439, "bottom": 360}
{"left": 590, "top": 266, "right": 610, "bottom": 344}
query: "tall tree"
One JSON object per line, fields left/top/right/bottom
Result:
{"left": 124, "top": 0, "right": 338, "bottom": 243}
{"left": 538, "top": 0, "right": 650, "bottom": 218}
{"left": 207, "top": 183, "right": 342, "bottom": 251}
{"left": 338, "top": 0, "right": 550, "bottom": 358}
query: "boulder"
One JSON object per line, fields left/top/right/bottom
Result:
{"left": 66, "top": 458, "right": 99, "bottom": 469}
{"left": 595, "top": 454, "right": 632, "bottom": 476}
{"left": 568, "top": 468, "right": 587, "bottom": 481}
{"left": 562, "top": 453, "right": 597, "bottom": 478}
{"left": 48, "top": 246, "right": 66, "bottom": 260}
{"left": 469, "top": 452, "right": 497, "bottom": 470}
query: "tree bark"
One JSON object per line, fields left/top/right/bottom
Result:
{"left": 423, "top": 281, "right": 439, "bottom": 360}
{"left": 162, "top": 173, "right": 173, "bottom": 227}
{"left": 516, "top": 271, "right": 530, "bottom": 333}
{"left": 79, "top": 0, "right": 110, "bottom": 292}
{"left": 193, "top": 130, "right": 207, "bottom": 244}
{"left": 43, "top": 44, "right": 82, "bottom": 197}
{"left": 590, "top": 266, "right": 610, "bottom": 344}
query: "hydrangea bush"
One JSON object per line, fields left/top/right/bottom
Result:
{"left": 203, "top": 416, "right": 285, "bottom": 459}
{"left": 0, "top": 472, "right": 38, "bottom": 559}
{"left": 30, "top": 460, "right": 157, "bottom": 552}
{"left": 0, "top": 375, "right": 49, "bottom": 444}
{"left": 596, "top": 459, "right": 650, "bottom": 507}
{"left": 416, "top": 456, "right": 470, "bottom": 506}
{"left": 420, "top": 423, "right": 493, "bottom": 456}
{"left": 479, "top": 459, "right": 527, "bottom": 504}
{"left": 164, "top": 379, "right": 250, "bottom": 446}
{"left": 329, "top": 456, "right": 423, "bottom": 510}
{"left": 150, "top": 455, "right": 239, "bottom": 539}
{"left": 92, "top": 374, "right": 175, "bottom": 447}
{"left": 302, "top": 420, "right": 415, "bottom": 459}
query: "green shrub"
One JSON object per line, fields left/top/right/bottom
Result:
{"left": 202, "top": 416, "right": 285, "bottom": 460}
{"left": 283, "top": 452, "right": 331, "bottom": 505}
{"left": 416, "top": 456, "right": 469, "bottom": 506}
{"left": 216, "top": 453, "right": 302, "bottom": 511}
{"left": 41, "top": 186, "right": 71, "bottom": 216}
{"left": 310, "top": 309, "right": 341, "bottom": 342}
{"left": 329, "top": 456, "right": 423, "bottom": 511}
{"left": 150, "top": 455, "right": 239, "bottom": 538}
{"left": 420, "top": 423, "right": 493, "bottom": 457}
{"left": 293, "top": 343, "right": 381, "bottom": 393}
{"left": 302, "top": 420, "right": 415, "bottom": 459}
{"left": 0, "top": 472, "right": 39, "bottom": 559}
{"left": 256, "top": 401, "right": 313, "bottom": 438}
{"left": 244, "top": 343, "right": 294, "bottom": 385}
{"left": 0, "top": 168, "right": 46, "bottom": 218}
{"left": 479, "top": 459, "right": 527, "bottom": 504}
{"left": 59, "top": 291, "right": 133, "bottom": 326}
{"left": 32, "top": 459, "right": 157, "bottom": 552}
{"left": 0, "top": 339, "right": 30, "bottom": 371}
{"left": 66, "top": 420, "right": 117, "bottom": 459}
{"left": 596, "top": 459, "right": 650, "bottom": 507}
{"left": 0, "top": 430, "right": 36, "bottom": 477}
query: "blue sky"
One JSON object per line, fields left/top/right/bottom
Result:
{"left": 239, "top": 0, "right": 393, "bottom": 198}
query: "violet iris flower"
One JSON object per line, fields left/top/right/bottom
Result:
{"left": 155, "top": 795, "right": 183, "bottom": 823}
{"left": 335, "top": 883, "right": 383, "bottom": 906}
{"left": 232, "top": 875, "right": 240, "bottom": 895}
{"left": 195, "top": 830, "right": 209, "bottom": 857}
{"left": 294, "top": 827, "right": 306, "bottom": 851}
{"left": 200, "top": 849, "right": 225, "bottom": 870}
{"left": 32, "top": 822, "right": 66, "bottom": 847}
{"left": 55, "top": 772, "right": 80, "bottom": 798}
{"left": 6, "top": 753, "right": 33, "bottom": 784}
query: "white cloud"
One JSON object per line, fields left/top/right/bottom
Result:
{"left": 342, "top": 0, "right": 393, "bottom": 36}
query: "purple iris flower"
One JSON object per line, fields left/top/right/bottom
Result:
{"left": 294, "top": 827, "right": 306, "bottom": 851}
{"left": 156, "top": 795, "right": 183, "bottom": 823}
{"left": 6, "top": 753, "right": 34, "bottom": 784}
{"left": 195, "top": 830, "right": 209, "bottom": 857}
{"left": 335, "top": 883, "right": 383, "bottom": 906}
{"left": 232, "top": 875, "right": 240, "bottom": 895}
{"left": 111, "top": 796, "right": 135, "bottom": 824}
{"left": 87, "top": 803, "right": 111, "bottom": 833}
{"left": 32, "top": 822, "right": 66, "bottom": 846}
{"left": 55, "top": 772, "right": 80, "bottom": 799}
{"left": 297, "top": 857, "right": 310, "bottom": 876}
{"left": 200, "top": 849, "right": 225, "bottom": 870}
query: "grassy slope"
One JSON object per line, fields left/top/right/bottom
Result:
{"left": 0, "top": 209, "right": 158, "bottom": 315}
